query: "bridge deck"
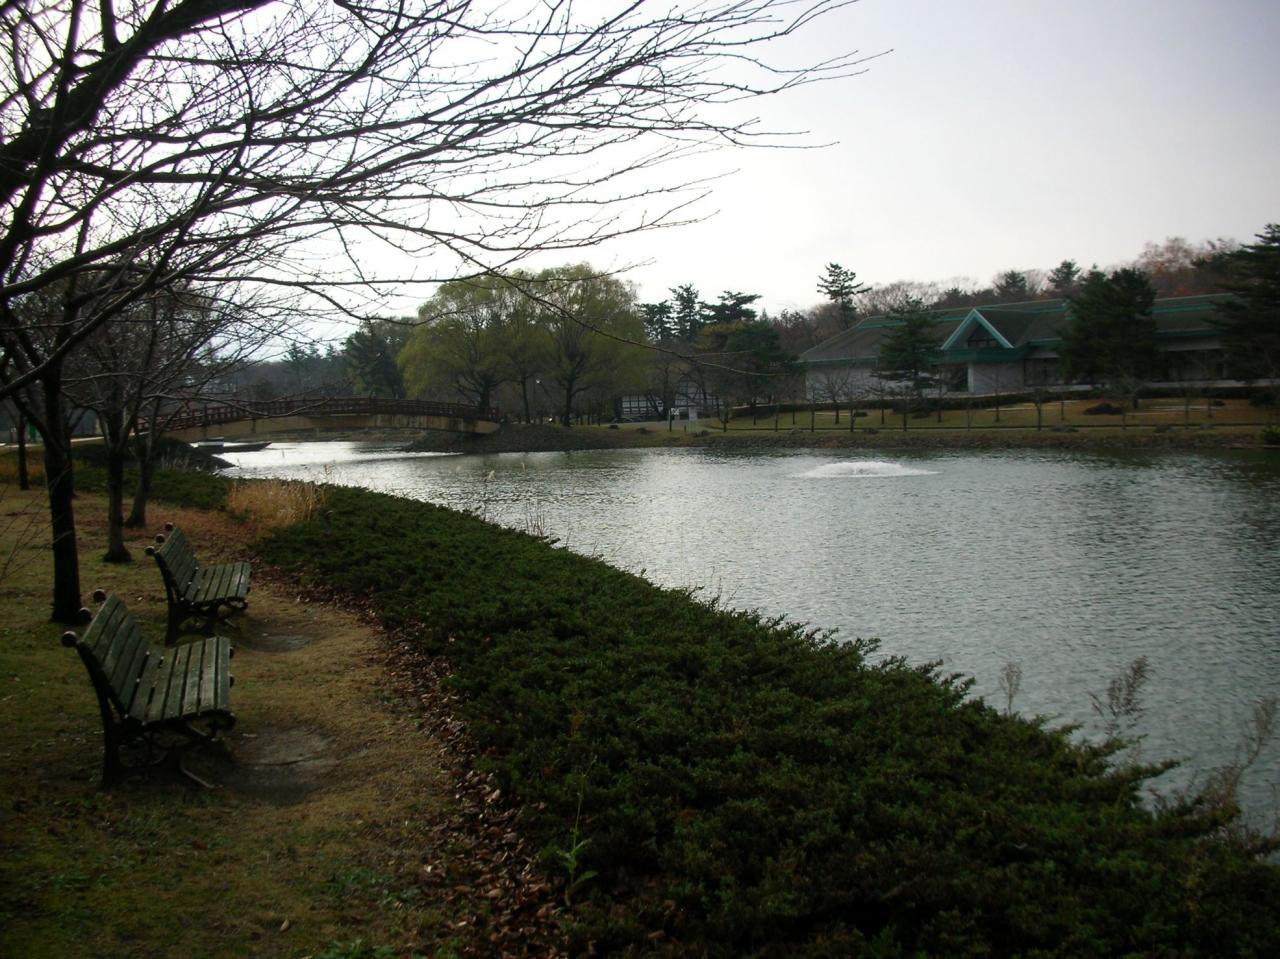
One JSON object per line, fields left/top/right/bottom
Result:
{"left": 160, "top": 397, "right": 500, "bottom": 439}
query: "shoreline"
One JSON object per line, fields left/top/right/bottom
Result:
{"left": 392, "top": 421, "right": 1275, "bottom": 456}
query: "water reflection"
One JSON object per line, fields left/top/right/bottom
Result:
{"left": 222, "top": 442, "right": 1280, "bottom": 817}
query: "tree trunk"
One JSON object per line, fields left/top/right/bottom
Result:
{"left": 560, "top": 376, "right": 576, "bottom": 427}
{"left": 16, "top": 409, "right": 30, "bottom": 490}
{"left": 126, "top": 427, "right": 157, "bottom": 529}
{"left": 102, "top": 422, "right": 131, "bottom": 563}
{"left": 40, "top": 375, "right": 81, "bottom": 623}
{"left": 519, "top": 378, "right": 532, "bottom": 423}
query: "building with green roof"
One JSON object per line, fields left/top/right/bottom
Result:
{"left": 800, "top": 294, "right": 1233, "bottom": 399}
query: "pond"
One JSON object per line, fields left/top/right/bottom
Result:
{"left": 221, "top": 441, "right": 1280, "bottom": 818}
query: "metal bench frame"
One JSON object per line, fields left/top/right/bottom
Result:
{"left": 62, "top": 593, "right": 236, "bottom": 786}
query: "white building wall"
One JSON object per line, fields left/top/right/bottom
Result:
{"left": 969, "top": 361, "right": 1025, "bottom": 394}
{"left": 805, "top": 365, "right": 881, "bottom": 401}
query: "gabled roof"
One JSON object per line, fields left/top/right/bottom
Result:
{"left": 800, "top": 293, "right": 1234, "bottom": 366}
{"left": 943, "top": 308, "right": 1034, "bottom": 350}
{"left": 801, "top": 313, "right": 965, "bottom": 364}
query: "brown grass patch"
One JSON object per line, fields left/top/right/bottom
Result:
{"left": 225, "top": 478, "right": 325, "bottom": 532}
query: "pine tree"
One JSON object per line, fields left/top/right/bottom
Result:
{"left": 993, "top": 270, "right": 1030, "bottom": 302}
{"left": 876, "top": 297, "right": 942, "bottom": 418}
{"left": 641, "top": 301, "right": 676, "bottom": 342}
{"left": 670, "top": 284, "right": 704, "bottom": 342}
{"left": 1060, "top": 268, "right": 1158, "bottom": 406}
{"left": 1048, "top": 259, "right": 1081, "bottom": 298}
{"left": 1215, "top": 224, "right": 1280, "bottom": 384}
{"left": 817, "top": 263, "right": 869, "bottom": 330}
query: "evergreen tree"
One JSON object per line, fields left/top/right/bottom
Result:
{"left": 876, "top": 297, "right": 942, "bottom": 411}
{"left": 670, "top": 284, "right": 704, "bottom": 341}
{"left": 817, "top": 263, "right": 869, "bottom": 330}
{"left": 1215, "top": 223, "right": 1280, "bottom": 384}
{"left": 704, "top": 291, "right": 761, "bottom": 325}
{"left": 1060, "top": 268, "right": 1158, "bottom": 405}
{"left": 1048, "top": 259, "right": 1081, "bottom": 298}
{"left": 641, "top": 301, "right": 676, "bottom": 342}
{"left": 993, "top": 270, "right": 1030, "bottom": 302}
{"left": 344, "top": 320, "right": 407, "bottom": 398}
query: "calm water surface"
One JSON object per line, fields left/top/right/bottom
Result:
{"left": 222, "top": 442, "right": 1280, "bottom": 816}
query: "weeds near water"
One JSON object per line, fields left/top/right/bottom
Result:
{"left": 1090, "top": 656, "right": 1150, "bottom": 761}
{"left": 522, "top": 499, "right": 552, "bottom": 541}
{"left": 1167, "top": 697, "right": 1280, "bottom": 852}
{"left": 226, "top": 479, "right": 325, "bottom": 530}
{"left": 997, "top": 662, "right": 1023, "bottom": 716}
{"left": 468, "top": 469, "right": 495, "bottom": 522}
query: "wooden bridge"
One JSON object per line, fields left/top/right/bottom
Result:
{"left": 164, "top": 397, "right": 501, "bottom": 441}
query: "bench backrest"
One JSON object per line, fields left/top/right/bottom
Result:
{"left": 63, "top": 594, "right": 157, "bottom": 718}
{"left": 148, "top": 526, "right": 199, "bottom": 590}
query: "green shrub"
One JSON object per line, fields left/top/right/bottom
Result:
{"left": 74, "top": 462, "right": 231, "bottom": 511}
{"left": 258, "top": 486, "right": 1280, "bottom": 956}
{"left": 70, "top": 437, "right": 228, "bottom": 472}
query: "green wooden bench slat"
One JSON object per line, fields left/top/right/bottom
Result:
{"left": 93, "top": 610, "right": 150, "bottom": 713}
{"left": 141, "top": 653, "right": 173, "bottom": 725}
{"left": 198, "top": 640, "right": 217, "bottom": 716}
{"left": 181, "top": 640, "right": 208, "bottom": 717}
{"left": 160, "top": 643, "right": 193, "bottom": 723}
{"left": 102, "top": 617, "right": 145, "bottom": 691}
{"left": 215, "top": 636, "right": 231, "bottom": 714}
{"left": 84, "top": 596, "right": 130, "bottom": 659}
{"left": 125, "top": 649, "right": 162, "bottom": 722}
{"left": 108, "top": 621, "right": 151, "bottom": 708}
{"left": 149, "top": 645, "right": 183, "bottom": 724}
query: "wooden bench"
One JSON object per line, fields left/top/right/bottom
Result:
{"left": 146, "top": 523, "right": 251, "bottom": 642}
{"left": 62, "top": 593, "right": 235, "bottom": 785}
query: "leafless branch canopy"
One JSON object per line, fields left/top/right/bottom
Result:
{"left": 1, "top": 0, "right": 872, "bottom": 398}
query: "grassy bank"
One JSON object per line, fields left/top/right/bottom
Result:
{"left": 259, "top": 485, "right": 1280, "bottom": 956}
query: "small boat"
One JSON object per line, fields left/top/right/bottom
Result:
{"left": 191, "top": 440, "right": 273, "bottom": 454}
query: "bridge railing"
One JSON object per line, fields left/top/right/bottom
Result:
{"left": 159, "top": 396, "right": 500, "bottom": 432}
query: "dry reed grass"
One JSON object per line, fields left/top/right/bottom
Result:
{"left": 225, "top": 478, "right": 324, "bottom": 531}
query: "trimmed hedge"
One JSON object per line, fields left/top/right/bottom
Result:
{"left": 258, "top": 487, "right": 1279, "bottom": 956}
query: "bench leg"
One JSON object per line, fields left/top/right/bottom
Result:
{"left": 101, "top": 722, "right": 125, "bottom": 787}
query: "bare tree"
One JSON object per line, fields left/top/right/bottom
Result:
{"left": 811, "top": 368, "right": 854, "bottom": 424}
{"left": 0, "top": 0, "right": 869, "bottom": 620}
{"left": 1, "top": 0, "right": 869, "bottom": 395}
{"left": 66, "top": 282, "right": 279, "bottom": 558}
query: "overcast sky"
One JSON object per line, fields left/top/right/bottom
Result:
{"left": 584, "top": 0, "right": 1280, "bottom": 315}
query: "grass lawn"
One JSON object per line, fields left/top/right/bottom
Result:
{"left": 0, "top": 483, "right": 563, "bottom": 958}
